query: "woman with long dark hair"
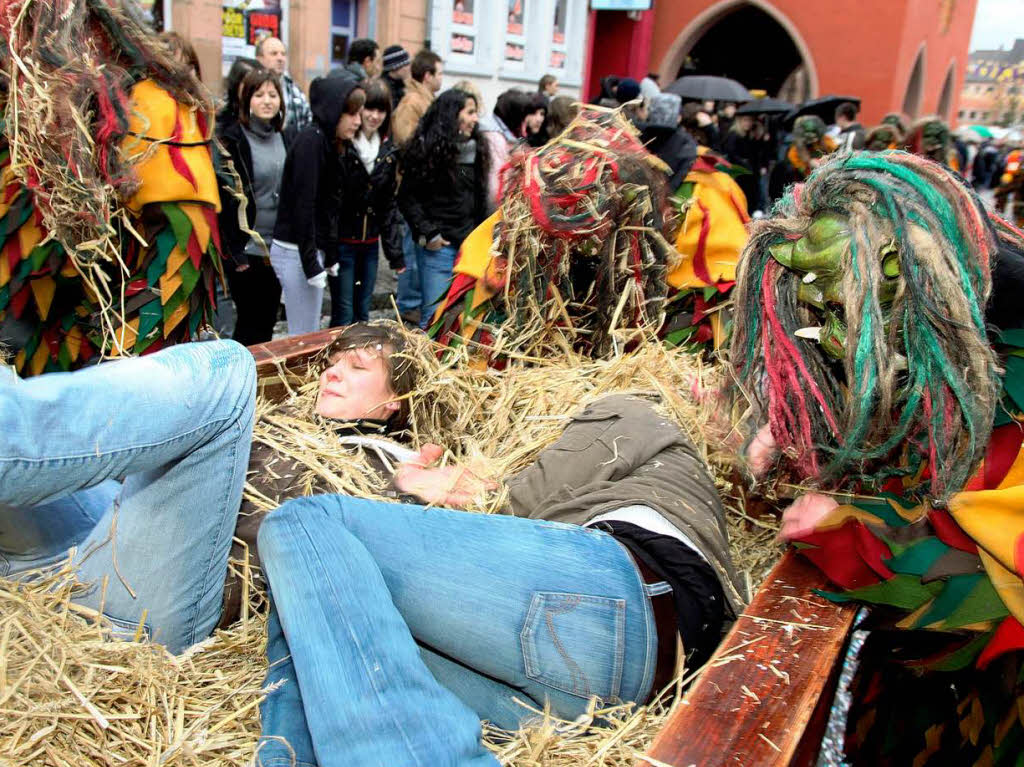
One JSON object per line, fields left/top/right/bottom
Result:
{"left": 217, "top": 57, "right": 261, "bottom": 133}
{"left": 272, "top": 77, "right": 366, "bottom": 336}
{"left": 399, "top": 88, "right": 489, "bottom": 329}
{"left": 217, "top": 69, "right": 288, "bottom": 345}
{"left": 330, "top": 77, "right": 406, "bottom": 326}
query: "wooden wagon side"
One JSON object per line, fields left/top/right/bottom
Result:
{"left": 248, "top": 331, "right": 858, "bottom": 767}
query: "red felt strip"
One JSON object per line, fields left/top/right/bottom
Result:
{"left": 186, "top": 232, "right": 203, "bottom": 270}
{"left": 984, "top": 423, "right": 1024, "bottom": 489}
{"left": 928, "top": 508, "right": 979, "bottom": 554}
{"left": 798, "top": 519, "right": 893, "bottom": 591}
{"left": 976, "top": 616, "right": 1024, "bottom": 669}
{"left": 203, "top": 206, "right": 222, "bottom": 255}
{"left": 692, "top": 200, "right": 713, "bottom": 284}
{"left": 168, "top": 113, "right": 199, "bottom": 192}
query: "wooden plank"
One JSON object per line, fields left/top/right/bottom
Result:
{"left": 249, "top": 328, "right": 344, "bottom": 402}
{"left": 642, "top": 550, "right": 857, "bottom": 767}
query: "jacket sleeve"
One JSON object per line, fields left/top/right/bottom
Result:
{"left": 391, "top": 99, "right": 419, "bottom": 148}
{"left": 215, "top": 133, "right": 248, "bottom": 267}
{"left": 398, "top": 160, "right": 439, "bottom": 243}
{"left": 379, "top": 195, "right": 406, "bottom": 271}
{"left": 288, "top": 132, "right": 328, "bottom": 279}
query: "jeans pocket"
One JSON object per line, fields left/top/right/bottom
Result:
{"left": 520, "top": 592, "right": 626, "bottom": 700}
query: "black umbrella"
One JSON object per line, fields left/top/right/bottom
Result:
{"left": 784, "top": 95, "right": 861, "bottom": 127}
{"left": 665, "top": 75, "right": 751, "bottom": 103}
{"left": 736, "top": 97, "right": 793, "bottom": 116}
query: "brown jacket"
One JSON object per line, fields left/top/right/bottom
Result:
{"left": 391, "top": 79, "right": 435, "bottom": 147}
{"left": 506, "top": 394, "right": 747, "bottom": 615}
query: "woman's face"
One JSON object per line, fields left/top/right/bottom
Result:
{"left": 336, "top": 109, "right": 362, "bottom": 142}
{"left": 457, "top": 98, "right": 479, "bottom": 137}
{"left": 315, "top": 347, "right": 400, "bottom": 422}
{"left": 525, "top": 109, "right": 545, "bottom": 134}
{"left": 361, "top": 106, "right": 386, "bottom": 136}
{"left": 249, "top": 80, "right": 281, "bottom": 122}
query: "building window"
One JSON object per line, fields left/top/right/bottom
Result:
{"left": 450, "top": 0, "right": 480, "bottom": 64}
{"left": 330, "top": 0, "right": 357, "bottom": 67}
{"left": 958, "top": 109, "right": 965, "bottom": 119}
{"left": 504, "top": 0, "right": 528, "bottom": 70}
{"left": 969, "top": 111, "right": 977, "bottom": 119}
{"left": 549, "top": 0, "right": 568, "bottom": 70}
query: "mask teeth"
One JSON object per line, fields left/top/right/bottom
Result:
{"left": 802, "top": 271, "right": 818, "bottom": 284}
{"left": 794, "top": 326, "right": 822, "bottom": 341}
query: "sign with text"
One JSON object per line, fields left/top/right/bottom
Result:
{"left": 222, "top": 0, "right": 286, "bottom": 78}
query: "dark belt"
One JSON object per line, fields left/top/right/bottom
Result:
{"left": 636, "top": 558, "right": 678, "bottom": 699}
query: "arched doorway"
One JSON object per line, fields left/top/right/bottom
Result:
{"left": 902, "top": 46, "right": 926, "bottom": 118}
{"left": 659, "top": 1, "right": 816, "bottom": 101}
{"left": 937, "top": 60, "right": 956, "bottom": 120}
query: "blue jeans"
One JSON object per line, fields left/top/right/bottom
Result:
{"left": 417, "top": 242, "right": 459, "bottom": 330}
{"left": 396, "top": 223, "right": 421, "bottom": 316}
{"left": 255, "top": 495, "right": 658, "bottom": 767}
{"left": 329, "top": 241, "right": 379, "bottom": 327}
{"left": 0, "top": 340, "right": 256, "bottom": 654}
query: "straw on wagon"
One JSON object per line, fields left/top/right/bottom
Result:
{"left": 0, "top": 335, "right": 783, "bottom": 766}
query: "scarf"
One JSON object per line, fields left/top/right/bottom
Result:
{"left": 246, "top": 116, "right": 276, "bottom": 139}
{"left": 456, "top": 136, "right": 477, "bottom": 165}
{"left": 353, "top": 131, "right": 380, "bottom": 173}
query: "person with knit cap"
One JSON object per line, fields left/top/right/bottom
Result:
{"left": 615, "top": 77, "right": 641, "bottom": 105}
{"left": 382, "top": 44, "right": 411, "bottom": 108}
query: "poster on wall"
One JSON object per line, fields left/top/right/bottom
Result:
{"left": 452, "top": 0, "right": 473, "bottom": 26}
{"left": 222, "top": 0, "right": 285, "bottom": 78}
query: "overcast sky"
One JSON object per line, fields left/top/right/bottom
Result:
{"left": 970, "top": 0, "right": 1024, "bottom": 51}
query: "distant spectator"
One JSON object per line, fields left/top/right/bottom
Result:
{"left": 615, "top": 78, "right": 641, "bottom": 105}
{"left": 453, "top": 80, "right": 485, "bottom": 115}
{"left": 723, "top": 113, "right": 760, "bottom": 209}
{"left": 834, "top": 101, "right": 866, "bottom": 152}
{"left": 479, "top": 89, "right": 531, "bottom": 204}
{"left": 641, "top": 92, "right": 697, "bottom": 190}
{"left": 400, "top": 89, "right": 489, "bottom": 328}
{"left": 545, "top": 95, "right": 579, "bottom": 138}
{"left": 681, "top": 102, "right": 716, "bottom": 148}
{"left": 595, "top": 75, "right": 620, "bottom": 107}
{"left": 345, "top": 38, "right": 382, "bottom": 81}
{"left": 160, "top": 31, "right": 201, "bottom": 80}
{"left": 331, "top": 78, "right": 405, "bottom": 326}
{"left": 717, "top": 102, "right": 737, "bottom": 136}
{"left": 256, "top": 36, "right": 312, "bottom": 132}
{"left": 640, "top": 72, "right": 660, "bottom": 102}
{"left": 538, "top": 74, "right": 558, "bottom": 97}
{"left": 382, "top": 44, "right": 411, "bottom": 107}
{"left": 217, "top": 57, "right": 261, "bottom": 133}
{"left": 525, "top": 93, "right": 548, "bottom": 147}
{"left": 392, "top": 50, "right": 443, "bottom": 146}
{"left": 218, "top": 69, "right": 288, "bottom": 345}
{"left": 271, "top": 77, "right": 366, "bottom": 335}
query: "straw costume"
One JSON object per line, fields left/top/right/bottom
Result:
{"left": 661, "top": 146, "right": 749, "bottom": 352}
{"left": 428, "top": 107, "right": 750, "bottom": 366}
{"left": 0, "top": 0, "right": 224, "bottom": 376}
{"left": 731, "top": 150, "right": 1024, "bottom": 764}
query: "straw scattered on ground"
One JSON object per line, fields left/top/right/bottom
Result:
{"left": 0, "top": 335, "right": 783, "bottom": 766}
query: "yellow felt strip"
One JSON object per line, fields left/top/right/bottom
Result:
{"left": 949, "top": 485, "right": 1024, "bottom": 578}
{"left": 163, "top": 301, "right": 189, "bottom": 337}
{"left": 29, "top": 275, "right": 55, "bottom": 321}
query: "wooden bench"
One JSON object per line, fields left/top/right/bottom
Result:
{"left": 249, "top": 331, "right": 858, "bottom": 767}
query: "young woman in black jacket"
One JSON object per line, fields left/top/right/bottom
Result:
{"left": 399, "top": 88, "right": 490, "bottom": 329}
{"left": 218, "top": 69, "right": 289, "bottom": 345}
{"left": 271, "top": 76, "right": 366, "bottom": 336}
{"left": 330, "top": 78, "right": 405, "bottom": 326}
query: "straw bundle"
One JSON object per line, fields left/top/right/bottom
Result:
{"left": 1, "top": 336, "right": 782, "bottom": 766}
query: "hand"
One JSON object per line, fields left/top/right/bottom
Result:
{"left": 394, "top": 444, "right": 496, "bottom": 507}
{"left": 779, "top": 492, "right": 840, "bottom": 541}
{"left": 425, "top": 235, "right": 451, "bottom": 252}
{"left": 326, "top": 263, "right": 340, "bottom": 277}
{"left": 395, "top": 267, "right": 407, "bottom": 275}
{"left": 235, "top": 263, "right": 250, "bottom": 272}
{"left": 746, "top": 422, "right": 778, "bottom": 480}
{"left": 307, "top": 271, "right": 327, "bottom": 289}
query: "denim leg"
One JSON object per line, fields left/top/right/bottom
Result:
{"left": 396, "top": 223, "right": 421, "bottom": 315}
{"left": 257, "top": 598, "right": 318, "bottom": 767}
{"left": 354, "top": 243, "right": 379, "bottom": 322}
{"left": 258, "top": 497, "right": 497, "bottom": 767}
{"left": 0, "top": 340, "right": 256, "bottom": 653}
{"left": 329, "top": 245, "right": 356, "bottom": 328}
{"left": 418, "top": 243, "right": 458, "bottom": 330}
{"left": 256, "top": 495, "right": 656, "bottom": 765}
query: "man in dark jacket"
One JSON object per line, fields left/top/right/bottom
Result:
{"left": 834, "top": 101, "right": 866, "bottom": 152}
{"left": 382, "top": 44, "right": 410, "bottom": 107}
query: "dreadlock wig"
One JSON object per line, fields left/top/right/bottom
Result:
{"left": 0, "top": 0, "right": 224, "bottom": 375}
{"left": 731, "top": 150, "right": 1001, "bottom": 498}
{"left": 430, "top": 106, "right": 679, "bottom": 364}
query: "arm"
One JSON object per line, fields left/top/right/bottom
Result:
{"left": 398, "top": 161, "right": 439, "bottom": 243}
{"left": 379, "top": 194, "right": 406, "bottom": 271}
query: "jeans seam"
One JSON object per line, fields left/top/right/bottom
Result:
{"left": 283, "top": 500, "right": 433, "bottom": 767}
{"left": 615, "top": 539, "right": 658, "bottom": 703}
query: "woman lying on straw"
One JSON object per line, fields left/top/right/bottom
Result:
{"left": 247, "top": 321, "right": 744, "bottom": 767}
